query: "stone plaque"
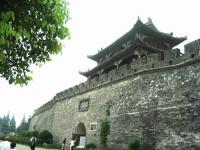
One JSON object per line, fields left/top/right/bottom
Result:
{"left": 79, "top": 99, "right": 90, "bottom": 111}
{"left": 90, "top": 123, "right": 97, "bottom": 131}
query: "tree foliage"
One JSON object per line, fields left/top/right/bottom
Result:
{"left": 9, "top": 115, "right": 16, "bottom": 132}
{"left": 0, "top": 0, "right": 70, "bottom": 85}
{"left": 100, "top": 119, "right": 110, "bottom": 149}
{"left": 128, "top": 137, "right": 140, "bottom": 150}
{"left": 38, "top": 130, "right": 53, "bottom": 144}
{"left": 0, "top": 113, "right": 16, "bottom": 135}
{"left": 16, "top": 115, "right": 30, "bottom": 134}
{"left": 1, "top": 114, "right": 10, "bottom": 134}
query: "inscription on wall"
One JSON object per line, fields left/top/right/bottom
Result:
{"left": 79, "top": 99, "right": 90, "bottom": 111}
{"left": 90, "top": 122, "right": 97, "bottom": 131}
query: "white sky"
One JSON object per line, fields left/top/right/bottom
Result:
{"left": 0, "top": 0, "right": 200, "bottom": 127}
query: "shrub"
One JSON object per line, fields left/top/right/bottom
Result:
{"left": 100, "top": 119, "right": 110, "bottom": 149}
{"left": 128, "top": 137, "right": 140, "bottom": 150}
{"left": 30, "top": 130, "right": 39, "bottom": 137}
{"left": 42, "top": 143, "right": 62, "bottom": 149}
{"left": 75, "top": 148, "right": 97, "bottom": 150}
{"left": 38, "top": 130, "right": 53, "bottom": 144}
{"left": 18, "top": 131, "right": 31, "bottom": 137}
{"left": 86, "top": 143, "right": 97, "bottom": 149}
{"left": 18, "top": 130, "right": 38, "bottom": 138}
{"left": 8, "top": 136, "right": 30, "bottom": 145}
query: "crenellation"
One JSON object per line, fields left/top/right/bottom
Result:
{"left": 81, "top": 82, "right": 87, "bottom": 92}
{"left": 66, "top": 87, "right": 72, "bottom": 97}
{"left": 76, "top": 83, "right": 83, "bottom": 93}
{"left": 99, "top": 72, "right": 107, "bottom": 84}
{"left": 71, "top": 86, "right": 76, "bottom": 95}
{"left": 107, "top": 69, "right": 116, "bottom": 82}
{"left": 33, "top": 40, "right": 200, "bottom": 115}
{"left": 80, "top": 82, "right": 87, "bottom": 92}
{"left": 166, "top": 49, "right": 180, "bottom": 60}
{"left": 114, "top": 68, "right": 120, "bottom": 80}
{"left": 62, "top": 89, "right": 68, "bottom": 98}
{"left": 52, "top": 96, "right": 57, "bottom": 101}
{"left": 176, "top": 54, "right": 189, "bottom": 65}
{"left": 85, "top": 80, "right": 91, "bottom": 90}
{"left": 118, "top": 65, "right": 128, "bottom": 77}
{"left": 132, "top": 57, "right": 141, "bottom": 65}
{"left": 56, "top": 92, "right": 62, "bottom": 99}
{"left": 87, "top": 79, "right": 94, "bottom": 88}
{"left": 89, "top": 77, "right": 97, "bottom": 87}
{"left": 173, "top": 48, "right": 182, "bottom": 58}
{"left": 131, "top": 63, "right": 140, "bottom": 73}
{"left": 75, "top": 85, "right": 80, "bottom": 94}
{"left": 59, "top": 91, "right": 65, "bottom": 98}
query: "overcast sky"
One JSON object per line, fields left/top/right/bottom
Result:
{"left": 0, "top": 0, "right": 200, "bottom": 126}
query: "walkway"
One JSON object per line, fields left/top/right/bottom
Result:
{"left": 16, "top": 144, "right": 59, "bottom": 150}
{"left": 0, "top": 141, "right": 59, "bottom": 150}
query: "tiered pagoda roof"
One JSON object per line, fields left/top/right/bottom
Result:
{"left": 80, "top": 18, "right": 186, "bottom": 78}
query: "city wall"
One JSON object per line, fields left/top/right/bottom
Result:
{"left": 30, "top": 39, "right": 200, "bottom": 150}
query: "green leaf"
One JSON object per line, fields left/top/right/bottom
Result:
{"left": 1, "top": 11, "right": 15, "bottom": 21}
{"left": 0, "top": 51, "right": 5, "bottom": 62}
{"left": 0, "top": 0, "right": 70, "bottom": 85}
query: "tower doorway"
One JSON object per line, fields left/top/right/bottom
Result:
{"left": 72, "top": 122, "right": 86, "bottom": 148}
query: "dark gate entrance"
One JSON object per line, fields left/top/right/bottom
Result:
{"left": 72, "top": 122, "right": 86, "bottom": 148}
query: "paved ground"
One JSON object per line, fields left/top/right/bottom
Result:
{"left": 16, "top": 144, "right": 59, "bottom": 150}
{"left": 0, "top": 141, "right": 59, "bottom": 150}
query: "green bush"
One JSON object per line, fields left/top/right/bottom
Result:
{"left": 86, "top": 143, "right": 97, "bottom": 149}
{"left": 3, "top": 136, "right": 30, "bottom": 145}
{"left": 38, "top": 130, "right": 53, "bottom": 144}
{"left": 30, "top": 130, "right": 39, "bottom": 137}
{"left": 0, "top": 136, "right": 5, "bottom": 140}
{"left": 100, "top": 119, "right": 110, "bottom": 149}
{"left": 75, "top": 148, "right": 97, "bottom": 150}
{"left": 18, "top": 130, "right": 39, "bottom": 138}
{"left": 42, "top": 143, "right": 62, "bottom": 149}
{"left": 128, "top": 137, "right": 140, "bottom": 150}
{"left": 0, "top": 134, "right": 59, "bottom": 149}
{"left": 18, "top": 131, "right": 31, "bottom": 137}
{"left": 11, "top": 136, "right": 30, "bottom": 145}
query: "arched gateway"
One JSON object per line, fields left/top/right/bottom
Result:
{"left": 72, "top": 122, "right": 86, "bottom": 148}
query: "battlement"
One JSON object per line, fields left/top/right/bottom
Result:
{"left": 33, "top": 39, "right": 200, "bottom": 116}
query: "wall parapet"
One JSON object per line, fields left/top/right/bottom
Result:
{"left": 33, "top": 39, "right": 200, "bottom": 116}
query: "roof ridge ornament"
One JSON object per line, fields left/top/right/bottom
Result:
{"left": 148, "top": 17, "right": 152, "bottom": 22}
{"left": 145, "top": 17, "right": 158, "bottom": 31}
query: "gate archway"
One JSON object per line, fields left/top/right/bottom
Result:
{"left": 72, "top": 122, "right": 86, "bottom": 148}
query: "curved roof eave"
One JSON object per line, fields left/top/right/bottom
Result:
{"left": 80, "top": 37, "right": 166, "bottom": 77}
{"left": 87, "top": 18, "right": 187, "bottom": 61}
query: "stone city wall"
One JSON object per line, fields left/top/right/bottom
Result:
{"left": 30, "top": 39, "right": 200, "bottom": 149}
{"left": 32, "top": 39, "right": 200, "bottom": 116}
